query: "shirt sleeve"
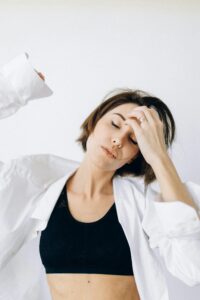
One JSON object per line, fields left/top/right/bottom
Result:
{"left": 0, "top": 52, "right": 53, "bottom": 119}
{"left": 0, "top": 52, "right": 53, "bottom": 171}
{"left": 141, "top": 181, "right": 200, "bottom": 286}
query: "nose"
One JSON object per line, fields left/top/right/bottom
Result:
{"left": 111, "top": 124, "right": 132, "bottom": 149}
{"left": 112, "top": 137, "right": 122, "bottom": 149}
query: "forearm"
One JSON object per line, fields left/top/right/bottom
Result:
{"left": 151, "top": 153, "right": 199, "bottom": 214}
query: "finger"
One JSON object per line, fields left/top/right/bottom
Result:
{"left": 38, "top": 72, "right": 45, "bottom": 81}
{"left": 141, "top": 105, "right": 162, "bottom": 123}
{"left": 34, "top": 69, "right": 45, "bottom": 81}
{"left": 149, "top": 107, "right": 162, "bottom": 123}
{"left": 125, "top": 117, "right": 142, "bottom": 140}
{"left": 134, "top": 106, "right": 158, "bottom": 126}
{"left": 134, "top": 107, "right": 154, "bottom": 123}
{"left": 127, "top": 107, "right": 153, "bottom": 125}
{"left": 127, "top": 110, "right": 146, "bottom": 123}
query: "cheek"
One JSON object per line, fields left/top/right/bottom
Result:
{"left": 93, "top": 123, "right": 109, "bottom": 142}
{"left": 124, "top": 147, "right": 139, "bottom": 160}
{"left": 86, "top": 131, "right": 102, "bottom": 150}
{"left": 86, "top": 133, "right": 97, "bottom": 148}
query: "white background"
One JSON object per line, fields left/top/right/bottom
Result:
{"left": 0, "top": 0, "right": 200, "bottom": 299}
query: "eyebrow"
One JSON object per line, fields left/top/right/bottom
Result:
{"left": 112, "top": 113, "right": 126, "bottom": 121}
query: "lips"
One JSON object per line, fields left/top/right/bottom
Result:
{"left": 101, "top": 146, "right": 116, "bottom": 159}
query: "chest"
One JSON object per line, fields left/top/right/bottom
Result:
{"left": 39, "top": 184, "right": 134, "bottom": 275}
{"left": 66, "top": 189, "right": 115, "bottom": 223}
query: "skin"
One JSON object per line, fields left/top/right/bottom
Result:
{"left": 63, "top": 70, "right": 198, "bottom": 212}
{"left": 37, "top": 70, "right": 163, "bottom": 299}
{"left": 47, "top": 103, "right": 142, "bottom": 300}
{"left": 66, "top": 103, "right": 142, "bottom": 199}
{"left": 29, "top": 70, "right": 141, "bottom": 298}
{"left": 37, "top": 71, "right": 199, "bottom": 299}
{"left": 35, "top": 70, "right": 45, "bottom": 81}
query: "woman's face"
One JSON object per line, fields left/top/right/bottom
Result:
{"left": 86, "top": 103, "right": 141, "bottom": 171}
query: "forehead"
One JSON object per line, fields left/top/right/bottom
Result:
{"left": 107, "top": 103, "right": 140, "bottom": 117}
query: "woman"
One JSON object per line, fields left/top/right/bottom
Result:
{"left": 0, "top": 53, "right": 200, "bottom": 300}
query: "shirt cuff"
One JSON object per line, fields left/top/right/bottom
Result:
{"left": 0, "top": 52, "right": 53, "bottom": 105}
{"left": 146, "top": 181, "right": 200, "bottom": 235}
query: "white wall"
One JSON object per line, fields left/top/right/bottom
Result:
{"left": 0, "top": 1, "right": 200, "bottom": 299}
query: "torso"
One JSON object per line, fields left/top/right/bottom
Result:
{"left": 47, "top": 273, "right": 139, "bottom": 300}
{"left": 46, "top": 182, "right": 140, "bottom": 300}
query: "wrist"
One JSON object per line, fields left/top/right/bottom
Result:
{"left": 150, "top": 151, "right": 170, "bottom": 170}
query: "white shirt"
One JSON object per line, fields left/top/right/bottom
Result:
{"left": 0, "top": 53, "right": 200, "bottom": 300}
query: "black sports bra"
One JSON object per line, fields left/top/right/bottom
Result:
{"left": 39, "top": 183, "right": 134, "bottom": 275}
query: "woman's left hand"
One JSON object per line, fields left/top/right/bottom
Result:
{"left": 34, "top": 69, "right": 45, "bottom": 81}
{"left": 125, "top": 106, "right": 168, "bottom": 166}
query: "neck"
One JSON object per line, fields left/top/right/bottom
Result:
{"left": 67, "top": 156, "right": 115, "bottom": 199}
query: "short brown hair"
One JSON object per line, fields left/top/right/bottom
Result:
{"left": 75, "top": 88, "right": 176, "bottom": 188}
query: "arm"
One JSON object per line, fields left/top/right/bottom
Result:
{"left": 126, "top": 106, "right": 200, "bottom": 285}
{"left": 142, "top": 178, "right": 200, "bottom": 287}
{"left": 0, "top": 52, "right": 52, "bottom": 119}
{"left": 151, "top": 153, "right": 200, "bottom": 217}
{"left": 141, "top": 152, "right": 200, "bottom": 286}
{"left": 0, "top": 52, "right": 53, "bottom": 168}
{"left": 0, "top": 55, "right": 53, "bottom": 271}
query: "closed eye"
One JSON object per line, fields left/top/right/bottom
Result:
{"left": 111, "top": 121, "right": 138, "bottom": 145}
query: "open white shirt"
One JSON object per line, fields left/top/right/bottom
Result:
{"left": 0, "top": 53, "right": 200, "bottom": 300}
